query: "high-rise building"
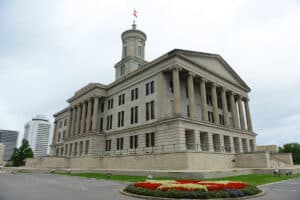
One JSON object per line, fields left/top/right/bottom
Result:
{"left": 24, "top": 115, "right": 53, "bottom": 157}
{"left": 0, "top": 130, "right": 18, "bottom": 161}
{"left": 0, "top": 143, "right": 5, "bottom": 165}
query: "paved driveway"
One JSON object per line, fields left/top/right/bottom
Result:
{"left": 0, "top": 172, "right": 299, "bottom": 200}
{"left": 0, "top": 172, "right": 137, "bottom": 200}
{"left": 256, "top": 177, "right": 300, "bottom": 200}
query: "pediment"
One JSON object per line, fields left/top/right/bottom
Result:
{"left": 174, "top": 50, "right": 250, "bottom": 91}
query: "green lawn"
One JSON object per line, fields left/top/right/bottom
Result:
{"left": 54, "top": 172, "right": 300, "bottom": 186}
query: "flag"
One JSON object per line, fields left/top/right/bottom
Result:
{"left": 133, "top": 9, "right": 137, "bottom": 18}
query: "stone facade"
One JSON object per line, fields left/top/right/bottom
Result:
{"left": 50, "top": 23, "right": 259, "bottom": 170}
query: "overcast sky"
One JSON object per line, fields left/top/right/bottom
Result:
{"left": 0, "top": 0, "right": 299, "bottom": 147}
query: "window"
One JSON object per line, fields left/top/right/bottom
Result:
{"left": 169, "top": 80, "right": 173, "bottom": 93}
{"left": 106, "top": 115, "right": 113, "bottom": 130}
{"left": 145, "top": 132, "right": 155, "bottom": 147}
{"left": 186, "top": 85, "right": 189, "bottom": 98}
{"left": 117, "top": 111, "right": 125, "bottom": 127}
{"left": 219, "top": 114, "right": 225, "bottom": 125}
{"left": 100, "top": 102, "right": 105, "bottom": 112}
{"left": 59, "top": 121, "right": 62, "bottom": 128}
{"left": 187, "top": 105, "right": 190, "bottom": 117}
{"left": 146, "top": 101, "right": 155, "bottom": 120}
{"left": 138, "top": 46, "right": 142, "bottom": 57}
{"left": 65, "top": 144, "right": 68, "bottom": 156}
{"left": 107, "top": 98, "right": 114, "bottom": 110}
{"left": 116, "top": 138, "right": 124, "bottom": 150}
{"left": 85, "top": 140, "right": 89, "bottom": 155}
{"left": 130, "top": 135, "right": 138, "bottom": 149}
{"left": 64, "top": 119, "right": 67, "bottom": 126}
{"left": 56, "top": 148, "right": 59, "bottom": 156}
{"left": 58, "top": 132, "right": 61, "bottom": 142}
{"left": 60, "top": 148, "right": 64, "bottom": 156}
{"left": 207, "top": 95, "right": 212, "bottom": 106}
{"left": 124, "top": 46, "right": 127, "bottom": 57}
{"left": 63, "top": 130, "right": 66, "bottom": 140}
{"left": 120, "top": 65, "right": 125, "bottom": 76}
{"left": 146, "top": 81, "right": 155, "bottom": 95}
{"left": 118, "top": 94, "right": 125, "bottom": 105}
{"left": 217, "top": 95, "right": 223, "bottom": 109}
{"left": 131, "top": 88, "right": 139, "bottom": 101}
{"left": 208, "top": 111, "right": 214, "bottom": 123}
{"left": 105, "top": 140, "right": 111, "bottom": 151}
{"left": 69, "top": 143, "right": 73, "bottom": 156}
{"left": 99, "top": 117, "right": 103, "bottom": 131}
{"left": 150, "top": 81, "right": 154, "bottom": 93}
{"left": 130, "top": 106, "right": 138, "bottom": 124}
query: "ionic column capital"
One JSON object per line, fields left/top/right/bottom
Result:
{"left": 188, "top": 71, "right": 196, "bottom": 77}
{"left": 168, "top": 64, "right": 183, "bottom": 71}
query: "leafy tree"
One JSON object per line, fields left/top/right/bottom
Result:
{"left": 10, "top": 139, "right": 34, "bottom": 166}
{"left": 279, "top": 143, "right": 300, "bottom": 165}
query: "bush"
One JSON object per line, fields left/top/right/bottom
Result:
{"left": 125, "top": 184, "right": 262, "bottom": 199}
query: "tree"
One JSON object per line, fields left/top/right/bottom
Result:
{"left": 10, "top": 139, "right": 34, "bottom": 166}
{"left": 279, "top": 143, "right": 300, "bottom": 165}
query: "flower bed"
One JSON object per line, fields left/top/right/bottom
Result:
{"left": 125, "top": 179, "right": 262, "bottom": 199}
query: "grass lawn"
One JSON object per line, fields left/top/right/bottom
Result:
{"left": 53, "top": 172, "right": 300, "bottom": 186}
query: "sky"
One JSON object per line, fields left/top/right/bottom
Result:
{"left": 0, "top": 0, "right": 299, "bottom": 147}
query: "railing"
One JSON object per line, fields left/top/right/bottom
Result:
{"left": 82, "top": 143, "right": 234, "bottom": 157}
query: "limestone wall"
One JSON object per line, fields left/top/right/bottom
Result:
{"left": 235, "top": 152, "right": 270, "bottom": 168}
{"left": 186, "top": 152, "right": 236, "bottom": 170}
{"left": 26, "top": 157, "right": 68, "bottom": 169}
{"left": 270, "top": 153, "right": 293, "bottom": 166}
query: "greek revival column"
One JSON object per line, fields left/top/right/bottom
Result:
{"left": 237, "top": 95, "right": 246, "bottom": 130}
{"left": 187, "top": 72, "right": 196, "bottom": 119}
{"left": 211, "top": 83, "right": 219, "bottom": 125}
{"left": 80, "top": 102, "right": 87, "bottom": 134}
{"left": 71, "top": 106, "right": 76, "bottom": 137}
{"left": 221, "top": 87, "right": 230, "bottom": 127}
{"left": 157, "top": 72, "right": 166, "bottom": 119}
{"left": 200, "top": 78, "right": 208, "bottom": 121}
{"left": 75, "top": 104, "right": 82, "bottom": 136}
{"left": 85, "top": 98, "right": 92, "bottom": 133}
{"left": 92, "top": 97, "right": 99, "bottom": 131}
{"left": 172, "top": 65, "right": 182, "bottom": 116}
{"left": 244, "top": 98, "right": 253, "bottom": 132}
{"left": 67, "top": 108, "right": 72, "bottom": 139}
{"left": 53, "top": 121, "right": 58, "bottom": 144}
{"left": 230, "top": 92, "right": 239, "bottom": 129}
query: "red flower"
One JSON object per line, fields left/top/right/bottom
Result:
{"left": 176, "top": 180, "right": 200, "bottom": 184}
{"left": 134, "top": 182, "right": 162, "bottom": 190}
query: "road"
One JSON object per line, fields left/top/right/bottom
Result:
{"left": 0, "top": 172, "right": 299, "bottom": 200}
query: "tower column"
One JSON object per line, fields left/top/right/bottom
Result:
{"left": 200, "top": 78, "right": 208, "bottom": 121}
{"left": 230, "top": 92, "right": 239, "bottom": 129}
{"left": 85, "top": 99, "right": 92, "bottom": 133}
{"left": 80, "top": 102, "right": 87, "bottom": 134}
{"left": 211, "top": 83, "right": 219, "bottom": 125}
{"left": 75, "top": 104, "right": 81, "bottom": 136}
{"left": 221, "top": 87, "right": 230, "bottom": 127}
{"left": 172, "top": 65, "right": 182, "bottom": 116}
{"left": 187, "top": 72, "right": 196, "bottom": 119}
{"left": 71, "top": 106, "right": 76, "bottom": 137}
{"left": 237, "top": 95, "right": 246, "bottom": 130}
{"left": 244, "top": 98, "right": 253, "bottom": 132}
{"left": 92, "top": 97, "right": 99, "bottom": 131}
{"left": 66, "top": 108, "right": 72, "bottom": 139}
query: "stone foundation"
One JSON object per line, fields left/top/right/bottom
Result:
{"left": 26, "top": 152, "right": 293, "bottom": 170}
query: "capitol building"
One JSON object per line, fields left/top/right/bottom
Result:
{"left": 26, "top": 23, "right": 293, "bottom": 170}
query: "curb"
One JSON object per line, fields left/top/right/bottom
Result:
{"left": 258, "top": 177, "right": 300, "bottom": 187}
{"left": 120, "top": 188, "right": 265, "bottom": 200}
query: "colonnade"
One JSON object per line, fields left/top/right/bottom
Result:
{"left": 67, "top": 96, "right": 100, "bottom": 139}
{"left": 170, "top": 65, "right": 253, "bottom": 132}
